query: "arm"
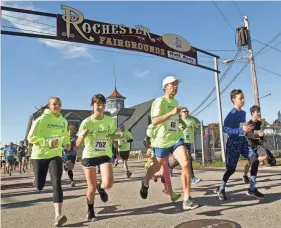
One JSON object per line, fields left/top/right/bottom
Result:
{"left": 152, "top": 112, "right": 174, "bottom": 126}
{"left": 62, "top": 120, "right": 70, "bottom": 147}
{"left": 223, "top": 113, "right": 243, "bottom": 135}
{"left": 127, "top": 131, "right": 133, "bottom": 143}
{"left": 27, "top": 119, "right": 49, "bottom": 147}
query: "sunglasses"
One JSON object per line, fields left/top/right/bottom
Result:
{"left": 181, "top": 110, "right": 189, "bottom": 113}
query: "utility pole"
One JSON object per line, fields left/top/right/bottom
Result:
{"left": 243, "top": 16, "right": 260, "bottom": 108}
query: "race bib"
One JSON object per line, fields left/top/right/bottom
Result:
{"left": 185, "top": 133, "right": 190, "bottom": 141}
{"left": 94, "top": 139, "right": 107, "bottom": 152}
{"left": 167, "top": 117, "right": 179, "bottom": 133}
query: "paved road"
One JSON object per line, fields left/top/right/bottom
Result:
{"left": 1, "top": 160, "right": 281, "bottom": 228}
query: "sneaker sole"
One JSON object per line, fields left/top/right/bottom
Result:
{"left": 183, "top": 204, "right": 200, "bottom": 210}
{"left": 246, "top": 192, "right": 264, "bottom": 199}
{"left": 55, "top": 215, "right": 67, "bottom": 227}
{"left": 87, "top": 216, "right": 97, "bottom": 222}
{"left": 192, "top": 179, "right": 202, "bottom": 184}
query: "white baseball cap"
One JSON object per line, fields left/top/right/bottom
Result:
{"left": 162, "top": 76, "right": 181, "bottom": 88}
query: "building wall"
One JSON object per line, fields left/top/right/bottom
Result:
{"left": 118, "top": 115, "right": 131, "bottom": 127}
{"left": 130, "top": 111, "right": 150, "bottom": 151}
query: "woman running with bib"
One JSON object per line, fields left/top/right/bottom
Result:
{"left": 27, "top": 97, "right": 70, "bottom": 227}
{"left": 76, "top": 94, "right": 124, "bottom": 221}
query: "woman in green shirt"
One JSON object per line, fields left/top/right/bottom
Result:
{"left": 28, "top": 97, "right": 70, "bottom": 227}
{"left": 76, "top": 94, "right": 124, "bottom": 221}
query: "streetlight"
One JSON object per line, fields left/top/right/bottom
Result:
{"left": 222, "top": 55, "right": 249, "bottom": 65}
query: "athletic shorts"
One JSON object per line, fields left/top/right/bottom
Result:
{"left": 256, "top": 146, "right": 268, "bottom": 157}
{"left": 226, "top": 137, "right": 257, "bottom": 170}
{"left": 153, "top": 138, "right": 185, "bottom": 158}
{"left": 82, "top": 156, "right": 111, "bottom": 168}
{"left": 119, "top": 151, "right": 130, "bottom": 160}
{"left": 6, "top": 158, "right": 14, "bottom": 165}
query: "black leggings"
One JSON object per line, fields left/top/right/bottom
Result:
{"left": 32, "top": 156, "right": 63, "bottom": 203}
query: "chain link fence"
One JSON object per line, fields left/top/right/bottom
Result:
{"left": 194, "top": 126, "right": 281, "bottom": 163}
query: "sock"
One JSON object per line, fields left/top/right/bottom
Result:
{"left": 219, "top": 181, "right": 226, "bottom": 191}
{"left": 88, "top": 203, "right": 94, "bottom": 212}
{"left": 184, "top": 196, "right": 190, "bottom": 201}
{"left": 250, "top": 176, "right": 256, "bottom": 191}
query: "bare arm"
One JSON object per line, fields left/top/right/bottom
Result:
{"left": 152, "top": 107, "right": 181, "bottom": 126}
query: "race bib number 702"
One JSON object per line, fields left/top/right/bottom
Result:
{"left": 94, "top": 140, "right": 107, "bottom": 152}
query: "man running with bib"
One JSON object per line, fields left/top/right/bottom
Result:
{"left": 140, "top": 76, "right": 199, "bottom": 210}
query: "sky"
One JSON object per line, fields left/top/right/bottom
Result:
{"left": 1, "top": 1, "right": 281, "bottom": 145}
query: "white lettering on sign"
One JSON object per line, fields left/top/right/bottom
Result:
{"left": 167, "top": 50, "right": 196, "bottom": 65}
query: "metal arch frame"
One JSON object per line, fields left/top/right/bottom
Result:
{"left": 1, "top": 6, "right": 226, "bottom": 162}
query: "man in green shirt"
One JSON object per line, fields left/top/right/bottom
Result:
{"left": 139, "top": 76, "right": 199, "bottom": 210}
{"left": 170, "top": 107, "right": 202, "bottom": 184}
{"left": 115, "top": 124, "right": 134, "bottom": 178}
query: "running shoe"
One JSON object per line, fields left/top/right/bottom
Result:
{"left": 87, "top": 210, "right": 97, "bottom": 222}
{"left": 192, "top": 177, "right": 202, "bottom": 184}
{"left": 54, "top": 215, "right": 67, "bottom": 227}
{"left": 70, "top": 182, "right": 75, "bottom": 187}
{"left": 171, "top": 193, "right": 181, "bottom": 202}
{"left": 97, "top": 183, "right": 108, "bottom": 203}
{"left": 247, "top": 188, "right": 264, "bottom": 199}
{"left": 126, "top": 171, "right": 132, "bottom": 178}
{"left": 140, "top": 181, "right": 149, "bottom": 199}
{"left": 182, "top": 197, "right": 199, "bottom": 210}
{"left": 215, "top": 187, "right": 227, "bottom": 200}
{"left": 242, "top": 175, "right": 250, "bottom": 184}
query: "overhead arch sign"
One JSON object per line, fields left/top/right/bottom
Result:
{"left": 57, "top": 5, "right": 197, "bottom": 65}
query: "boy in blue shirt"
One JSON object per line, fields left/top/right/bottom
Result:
{"left": 5, "top": 142, "right": 16, "bottom": 176}
{"left": 215, "top": 89, "right": 264, "bottom": 200}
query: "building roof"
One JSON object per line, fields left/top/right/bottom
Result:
{"left": 123, "top": 99, "right": 155, "bottom": 130}
{"left": 110, "top": 108, "right": 135, "bottom": 117}
{"left": 107, "top": 87, "right": 126, "bottom": 99}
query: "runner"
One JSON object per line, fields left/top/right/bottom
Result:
{"left": 4, "top": 143, "right": 16, "bottom": 176}
{"left": 116, "top": 124, "right": 133, "bottom": 178}
{"left": 63, "top": 124, "right": 78, "bottom": 187}
{"left": 27, "top": 96, "right": 70, "bottom": 227}
{"left": 144, "top": 124, "right": 181, "bottom": 202}
{"left": 242, "top": 105, "right": 268, "bottom": 183}
{"left": 1, "top": 145, "right": 8, "bottom": 174}
{"left": 76, "top": 94, "right": 124, "bottom": 221}
{"left": 140, "top": 76, "right": 199, "bottom": 210}
{"left": 170, "top": 107, "right": 202, "bottom": 184}
{"left": 17, "top": 141, "right": 27, "bottom": 174}
{"left": 215, "top": 89, "right": 264, "bottom": 200}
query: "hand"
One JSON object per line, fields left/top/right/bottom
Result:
{"left": 119, "top": 132, "right": 125, "bottom": 138}
{"left": 171, "top": 106, "right": 182, "bottom": 115}
{"left": 51, "top": 139, "right": 59, "bottom": 148}
{"left": 243, "top": 124, "right": 254, "bottom": 133}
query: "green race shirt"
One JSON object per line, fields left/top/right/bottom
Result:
{"left": 77, "top": 115, "right": 115, "bottom": 159}
{"left": 151, "top": 96, "right": 183, "bottom": 148}
{"left": 118, "top": 129, "right": 133, "bottom": 152}
{"left": 27, "top": 109, "right": 70, "bottom": 159}
{"left": 180, "top": 117, "right": 199, "bottom": 144}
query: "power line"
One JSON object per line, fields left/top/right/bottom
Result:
{"left": 255, "top": 65, "right": 281, "bottom": 78}
{"left": 212, "top": 1, "right": 235, "bottom": 32}
{"left": 1, "top": 13, "right": 56, "bottom": 27}
{"left": 256, "top": 40, "right": 281, "bottom": 56}
{"left": 191, "top": 48, "right": 242, "bottom": 114}
{"left": 253, "top": 39, "right": 281, "bottom": 54}
{"left": 1, "top": 25, "right": 56, "bottom": 36}
{"left": 233, "top": 1, "right": 243, "bottom": 17}
{"left": 2, "top": 18, "right": 56, "bottom": 33}
{"left": 193, "top": 31, "right": 281, "bottom": 116}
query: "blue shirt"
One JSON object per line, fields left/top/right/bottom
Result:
{"left": 5, "top": 147, "right": 16, "bottom": 160}
{"left": 223, "top": 108, "right": 246, "bottom": 137}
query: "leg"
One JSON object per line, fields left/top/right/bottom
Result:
{"left": 68, "top": 170, "right": 74, "bottom": 181}
{"left": 169, "top": 156, "right": 180, "bottom": 169}
{"left": 100, "top": 162, "right": 114, "bottom": 189}
{"left": 143, "top": 156, "right": 165, "bottom": 187}
{"left": 83, "top": 167, "right": 97, "bottom": 205}
{"left": 173, "top": 145, "right": 191, "bottom": 199}
{"left": 48, "top": 157, "right": 64, "bottom": 217}
{"left": 32, "top": 159, "right": 49, "bottom": 190}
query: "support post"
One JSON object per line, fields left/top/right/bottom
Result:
{"left": 201, "top": 121, "right": 205, "bottom": 165}
{"left": 214, "top": 57, "right": 226, "bottom": 162}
